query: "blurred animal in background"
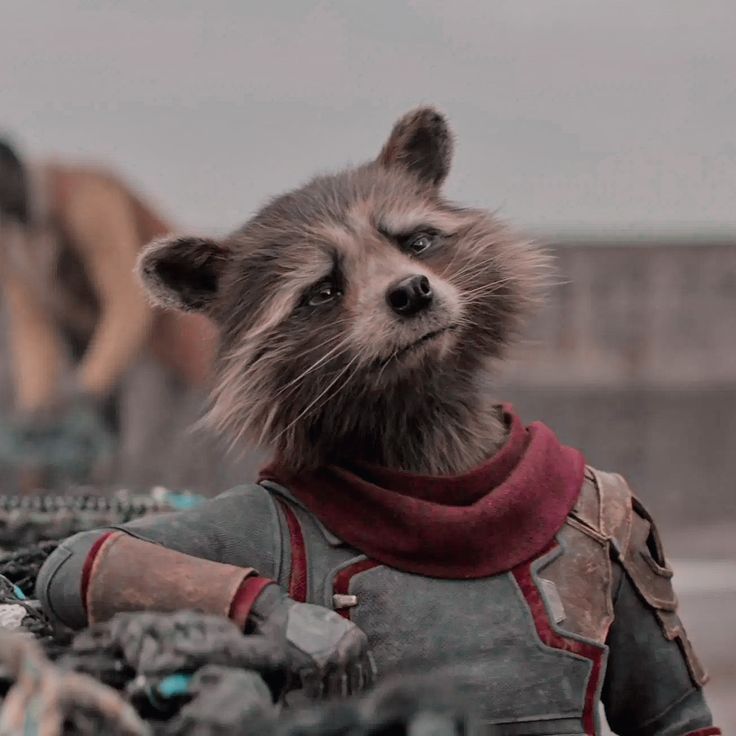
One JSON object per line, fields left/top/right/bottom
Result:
{"left": 0, "top": 138, "right": 218, "bottom": 491}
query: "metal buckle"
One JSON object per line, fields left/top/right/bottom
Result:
{"left": 332, "top": 594, "right": 358, "bottom": 610}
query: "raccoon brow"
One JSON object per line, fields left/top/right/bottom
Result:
{"left": 376, "top": 223, "right": 442, "bottom": 243}
{"left": 303, "top": 249, "right": 344, "bottom": 293}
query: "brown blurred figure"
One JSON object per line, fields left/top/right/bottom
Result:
{"left": 0, "top": 138, "right": 218, "bottom": 489}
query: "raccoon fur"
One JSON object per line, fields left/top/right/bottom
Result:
{"left": 138, "top": 108, "right": 547, "bottom": 475}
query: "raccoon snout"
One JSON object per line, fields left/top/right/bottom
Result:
{"left": 386, "top": 274, "right": 434, "bottom": 317}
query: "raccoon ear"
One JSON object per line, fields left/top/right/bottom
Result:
{"left": 137, "top": 235, "right": 232, "bottom": 313}
{"left": 377, "top": 107, "right": 453, "bottom": 187}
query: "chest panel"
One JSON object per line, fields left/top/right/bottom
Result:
{"left": 267, "top": 486, "right": 610, "bottom": 733}
{"left": 328, "top": 562, "right": 595, "bottom": 728}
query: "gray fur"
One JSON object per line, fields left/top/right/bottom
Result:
{"left": 136, "top": 108, "right": 548, "bottom": 474}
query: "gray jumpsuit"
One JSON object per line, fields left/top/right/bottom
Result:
{"left": 37, "top": 467, "right": 717, "bottom": 735}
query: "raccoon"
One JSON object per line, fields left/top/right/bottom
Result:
{"left": 38, "top": 110, "right": 716, "bottom": 734}
{"left": 138, "top": 107, "right": 546, "bottom": 475}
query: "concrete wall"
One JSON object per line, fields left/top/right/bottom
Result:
{"left": 497, "top": 239, "right": 736, "bottom": 526}
{"left": 503, "top": 240, "right": 736, "bottom": 386}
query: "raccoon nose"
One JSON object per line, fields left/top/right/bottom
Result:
{"left": 387, "top": 274, "right": 434, "bottom": 316}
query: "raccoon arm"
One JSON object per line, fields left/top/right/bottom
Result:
{"left": 36, "top": 528, "right": 274, "bottom": 631}
{"left": 36, "top": 529, "right": 104, "bottom": 630}
{"left": 601, "top": 510, "right": 718, "bottom": 735}
{"left": 38, "top": 488, "right": 281, "bottom": 630}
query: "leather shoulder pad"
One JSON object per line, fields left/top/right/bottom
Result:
{"left": 591, "top": 470, "right": 708, "bottom": 686}
{"left": 567, "top": 467, "right": 633, "bottom": 551}
{"left": 586, "top": 468, "right": 675, "bottom": 609}
{"left": 620, "top": 496, "right": 677, "bottom": 611}
{"left": 626, "top": 495, "right": 708, "bottom": 685}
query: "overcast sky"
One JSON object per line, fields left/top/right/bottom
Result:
{"left": 1, "top": 1, "right": 735, "bottom": 236}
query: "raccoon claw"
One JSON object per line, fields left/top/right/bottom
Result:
{"left": 248, "top": 585, "right": 374, "bottom": 701}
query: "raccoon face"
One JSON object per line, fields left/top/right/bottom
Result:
{"left": 138, "top": 107, "right": 543, "bottom": 460}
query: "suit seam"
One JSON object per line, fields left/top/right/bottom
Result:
{"left": 634, "top": 684, "right": 702, "bottom": 733}
{"left": 263, "top": 489, "right": 284, "bottom": 586}
{"left": 270, "top": 498, "right": 290, "bottom": 590}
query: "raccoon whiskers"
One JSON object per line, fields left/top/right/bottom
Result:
{"left": 443, "top": 253, "right": 499, "bottom": 283}
{"left": 450, "top": 313, "right": 482, "bottom": 331}
{"left": 452, "top": 271, "right": 515, "bottom": 291}
{"left": 437, "top": 240, "right": 466, "bottom": 279}
{"left": 307, "top": 352, "right": 365, "bottom": 427}
{"left": 288, "top": 319, "right": 354, "bottom": 359}
{"left": 211, "top": 334, "right": 358, "bottom": 459}
{"left": 375, "top": 347, "right": 399, "bottom": 384}
{"left": 273, "top": 350, "right": 362, "bottom": 445}
{"left": 461, "top": 288, "right": 512, "bottom": 304}
{"left": 254, "top": 405, "right": 280, "bottom": 447}
{"left": 459, "top": 277, "right": 517, "bottom": 302}
{"left": 273, "top": 335, "right": 353, "bottom": 401}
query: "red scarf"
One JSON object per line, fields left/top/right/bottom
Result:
{"left": 259, "top": 408, "right": 585, "bottom": 579}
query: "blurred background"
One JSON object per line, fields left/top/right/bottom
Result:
{"left": 0, "top": 1, "right": 734, "bottom": 729}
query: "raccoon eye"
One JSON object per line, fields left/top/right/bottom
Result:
{"left": 405, "top": 232, "right": 436, "bottom": 256}
{"left": 307, "top": 281, "right": 342, "bottom": 306}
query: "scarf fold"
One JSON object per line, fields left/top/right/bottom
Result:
{"left": 260, "top": 407, "right": 585, "bottom": 579}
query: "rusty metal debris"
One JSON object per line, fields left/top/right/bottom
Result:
{"left": 0, "top": 488, "right": 206, "bottom": 550}
{"left": 0, "top": 497, "right": 474, "bottom": 735}
{"left": 0, "top": 605, "right": 474, "bottom": 735}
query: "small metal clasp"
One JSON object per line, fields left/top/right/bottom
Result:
{"left": 332, "top": 593, "right": 358, "bottom": 610}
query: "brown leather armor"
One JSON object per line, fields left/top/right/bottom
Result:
{"left": 542, "top": 466, "right": 707, "bottom": 686}
{"left": 86, "top": 531, "right": 256, "bottom": 625}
